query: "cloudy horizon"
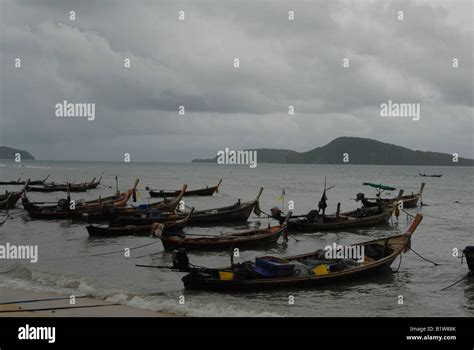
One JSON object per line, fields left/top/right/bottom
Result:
{"left": 1, "top": 0, "right": 472, "bottom": 162}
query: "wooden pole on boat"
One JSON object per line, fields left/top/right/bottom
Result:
{"left": 336, "top": 202, "right": 341, "bottom": 218}
{"left": 419, "top": 182, "right": 426, "bottom": 194}
{"left": 230, "top": 241, "right": 234, "bottom": 267}
{"left": 216, "top": 178, "right": 223, "bottom": 193}
{"left": 115, "top": 175, "right": 119, "bottom": 195}
{"left": 318, "top": 176, "right": 328, "bottom": 216}
{"left": 255, "top": 187, "right": 264, "bottom": 201}
{"left": 67, "top": 183, "right": 71, "bottom": 204}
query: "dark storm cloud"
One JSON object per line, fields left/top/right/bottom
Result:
{"left": 0, "top": 0, "right": 472, "bottom": 161}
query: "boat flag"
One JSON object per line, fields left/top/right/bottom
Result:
{"left": 279, "top": 189, "right": 286, "bottom": 208}
{"left": 318, "top": 177, "right": 328, "bottom": 214}
{"left": 394, "top": 201, "right": 400, "bottom": 219}
{"left": 318, "top": 189, "right": 327, "bottom": 213}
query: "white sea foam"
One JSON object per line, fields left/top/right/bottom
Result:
{"left": 1, "top": 268, "right": 284, "bottom": 317}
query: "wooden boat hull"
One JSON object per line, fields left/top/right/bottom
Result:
{"left": 181, "top": 201, "right": 257, "bottom": 225}
{"left": 27, "top": 177, "right": 100, "bottom": 193}
{"left": 87, "top": 208, "right": 193, "bottom": 237}
{"left": 181, "top": 214, "right": 423, "bottom": 291}
{"left": 0, "top": 182, "right": 28, "bottom": 210}
{"left": 183, "top": 256, "right": 397, "bottom": 291}
{"left": 86, "top": 220, "right": 186, "bottom": 237}
{"left": 282, "top": 208, "right": 393, "bottom": 233}
{"left": 23, "top": 180, "right": 140, "bottom": 220}
{"left": 79, "top": 191, "right": 185, "bottom": 222}
{"left": 419, "top": 174, "right": 442, "bottom": 178}
{"left": 399, "top": 195, "right": 420, "bottom": 208}
{"left": 0, "top": 192, "right": 23, "bottom": 210}
{"left": 0, "top": 176, "right": 49, "bottom": 186}
{"left": 22, "top": 193, "right": 122, "bottom": 212}
{"left": 361, "top": 183, "right": 425, "bottom": 209}
{"left": 463, "top": 246, "right": 474, "bottom": 276}
{"left": 27, "top": 185, "right": 88, "bottom": 193}
{"left": 150, "top": 188, "right": 216, "bottom": 197}
{"left": 363, "top": 195, "right": 420, "bottom": 209}
{"left": 149, "top": 180, "right": 221, "bottom": 198}
{"left": 160, "top": 225, "right": 285, "bottom": 251}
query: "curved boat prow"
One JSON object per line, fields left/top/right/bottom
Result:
{"left": 418, "top": 182, "right": 426, "bottom": 194}
{"left": 125, "top": 179, "right": 140, "bottom": 201}
{"left": 255, "top": 187, "right": 264, "bottom": 201}
{"left": 21, "top": 179, "right": 31, "bottom": 194}
{"left": 176, "top": 184, "right": 188, "bottom": 201}
{"left": 405, "top": 213, "right": 423, "bottom": 238}
{"left": 395, "top": 189, "right": 404, "bottom": 200}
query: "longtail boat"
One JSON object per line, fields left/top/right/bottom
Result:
{"left": 178, "top": 187, "right": 262, "bottom": 224}
{"left": 272, "top": 205, "right": 394, "bottom": 233}
{"left": 177, "top": 214, "right": 423, "bottom": 291}
{"left": 148, "top": 179, "right": 222, "bottom": 198}
{"left": 0, "top": 175, "right": 49, "bottom": 186}
{"left": 86, "top": 208, "right": 194, "bottom": 237}
{"left": 0, "top": 180, "right": 30, "bottom": 210}
{"left": 419, "top": 173, "right": 442, "bottom": 178}
{"left": 27, "top": 177, "right": 101, "bottom": 193}
{"left": 87, "top": 176, "right": 102, "bottom": 189}
{"left": 158, "top": 213, "right": 290, "bottom": 251}
{"left": 22, "top": 179, "right": 139, "bottom": 219}
{"left": 121, "top": 187, "right": 263, "bottom": 226}
{"left": 79, "top": 185, "right": 187, "bottom": 222}
{"left": 356, "top": 183, "right": 425, "bottom": 209}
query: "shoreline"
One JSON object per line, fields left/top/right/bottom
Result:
{"left": 0, "top": 287, "right": 179, "bottom": 317}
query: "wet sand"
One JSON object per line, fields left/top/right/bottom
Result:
{"left": 0, "top": 287, "right": 178, "bottom": 317}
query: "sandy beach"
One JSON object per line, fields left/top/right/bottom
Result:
{"left": 0, "top": 287, "right": 177, "bottom": 317}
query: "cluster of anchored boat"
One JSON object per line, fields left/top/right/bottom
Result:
{"left": 1, "top": 176, "right": 472, "bottom": 291}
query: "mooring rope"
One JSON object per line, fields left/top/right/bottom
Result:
{"left": 255, "top": 209, "right": 301, "bottom": 242}
{"left": 42, "top": 240, "right": 161, "bottom": 262}
{"left": 441, "top": 275, "right": 468, "bottom": 291}
{"left": 401, "top": 208, "right": 470, "bottom": 224}
{"left": 408, "top": 246, "right": 441, "bottom": 266}
{"left": 396, "top": 253, "right": 403, "bottom": 271}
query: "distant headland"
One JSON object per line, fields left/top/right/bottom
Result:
{"left": 192, "top": 137, "right": 474, "bottom": 166}
{"left": 0, "top": 146, "right": 35, "bottom": 160}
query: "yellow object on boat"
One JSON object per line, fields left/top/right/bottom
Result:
{"left": 312, "top": 264, "right": 329, "bottom": 276}
{"left": 219, "top": 271, "right": 234, "bottom": 280}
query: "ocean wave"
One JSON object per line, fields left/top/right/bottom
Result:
{"left": 1, "top": 267, "right": 284, "bottom": 317}
{"left": 24, "top": 165, "right": 53, "bottom": 169}
{"left": 24, "top": 165, "right": 77, "bottom": 170}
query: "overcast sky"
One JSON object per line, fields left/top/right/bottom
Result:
{"left": 0, "top": 0, "right": 472, "bottom": 161}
